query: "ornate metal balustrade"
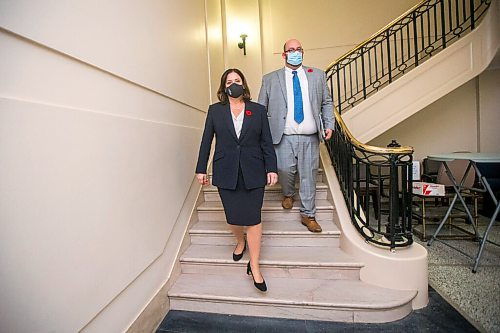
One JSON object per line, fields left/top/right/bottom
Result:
{"left": 326, "top": 0, "right": 491, "bottom": 114}
{"left": 325, "top": 111, "right": 414, "bottom": 249}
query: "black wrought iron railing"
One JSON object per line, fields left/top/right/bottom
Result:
{"left": 325, "top": 0, "right": 492, "bottom": 114}
{"left": 325, "top": 111, "right": 415, "bottom": 249}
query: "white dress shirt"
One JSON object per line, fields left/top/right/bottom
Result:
{"left": 284, "top": 66, "right": 317, "bottom": 135}
{"left": 231, "top": 106, "right": 245, "bottom": 138}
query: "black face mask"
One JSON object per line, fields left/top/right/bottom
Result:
{"left": 226, "top": 83, "right": 244, "bottom": 98}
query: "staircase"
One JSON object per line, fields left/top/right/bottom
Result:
{"left": 328, "top": 0, "right": 498, "bottom": 142}
{"left": 168, "top": 167, "right": 417, "bottom": 323}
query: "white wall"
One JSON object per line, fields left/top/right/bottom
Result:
{"left": 479, "top": 68, "right": 500, "bottom": 153}
{"left": 207, "top": 0, "right": 225, "bottom": 102}
{"left": 0, "top": 1, "right": 209, "bottom": 332}
{"left": 369, "top": 67, "right": 500, "bottom": 161}
{"left": 368, "top": 78, "right": 478, "bottom": 161}
{"left": 259, "top": 0, "right": 421, "bottom": 74}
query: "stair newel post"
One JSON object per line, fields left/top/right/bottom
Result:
{"left": 386, "top": 140, "right": 403, "bottom": 250}
{"left": 401, "top": 155, "right": 413, "bottom": 239}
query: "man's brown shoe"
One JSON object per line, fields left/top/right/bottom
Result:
{"left": 281, "top": 196, "right": 294, "bottom": 209}
{"left": 301, "top": 216, "right": 322, "bottom": 233}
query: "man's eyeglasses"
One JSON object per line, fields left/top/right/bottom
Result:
{"left": 285, "top": 48, "right": 303, "bottom": 54}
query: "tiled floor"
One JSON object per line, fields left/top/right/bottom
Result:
{"left": 157, "top": 287, "right": 477, "bottom": 332}
{"left": 414, "top": 213, "right": 500, "bottom": 333}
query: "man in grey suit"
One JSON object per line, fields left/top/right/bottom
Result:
{"left": 258, "top": 39, "right": 334, "bottom": 233}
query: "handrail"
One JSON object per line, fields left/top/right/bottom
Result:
{"left": 325, "top": 108, "right": 415, "bottom": 249}
{"left": 326, "top": 0, "right": 492, "bottom": 114}
{"left": 333, "top": 109, "right": 413, "bottom": 155}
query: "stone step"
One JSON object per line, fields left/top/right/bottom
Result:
{"left": 180, "top": 244, "right": 362, "bottom": 280}
{"left": 189, "top": 220, "right": 340, "bottom": 247}
{"left": 203, "top": 182, "right": 329, "bottom": 202}
{"left": 197, "top": 200, "right": 335, "bottom": 222}
{"left": 168, "top": 274, "right": 416, "bottom": 323}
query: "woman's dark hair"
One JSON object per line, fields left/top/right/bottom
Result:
{"left": 217, "top": 68, "right": 251, "bottom": 104}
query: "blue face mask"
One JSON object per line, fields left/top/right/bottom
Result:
{"left": 286, "top": 51, "right": 303, "bottom": 66}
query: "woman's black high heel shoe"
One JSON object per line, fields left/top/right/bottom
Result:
{"left": 246, "top": 262, "right": 267, "bottom": 292}
{"left": 232, "top": 240, "right": 246, "bottom": 261}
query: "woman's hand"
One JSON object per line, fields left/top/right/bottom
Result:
{"left": 267, "top": 172, "right": 278, "bottom": 186}
{"left": 196, "top": 173, "right": 210, "bottom": 186}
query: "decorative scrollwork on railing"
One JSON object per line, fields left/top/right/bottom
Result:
{"left": 322, "top": 0, "right": 493, "bottom": 249}
{"left": 326, "top": 0, "right": 492, "bottom": 114}
{"left": 325, "top": 110, "right": 414, "bottom": 249}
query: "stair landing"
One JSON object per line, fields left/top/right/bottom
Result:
{"left": 169, "top": 274, "right": 416, "bottom": 323}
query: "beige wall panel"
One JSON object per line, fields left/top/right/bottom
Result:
{"left": 224, "top": 0, "right": 263, "bottom": 97}
{"left": 0, "top": 0, "right": 210, "bottom": 111}
{"left": 206, "top": 0, "right": 225, "bottom": 103}
{"left": 369, "top": 79, "right": 477, "bottom": 162}
{"left": 0, "top": 21, "right": 205, "bottom": 333}
{"left": 0, "top": 31, "right": 206, "bottom": 129}
{"left": 0, "top": 99, "right": 199, "bottom": 331}
{"left": 260, "top": 0, "right": 420, "bottom": 73}
{"left": 479, "top": 68, "right": 500, "bottom": 153}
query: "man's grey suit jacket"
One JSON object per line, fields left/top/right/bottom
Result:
{"left": 258, "top": 66, "right": 334, "bottom": 145}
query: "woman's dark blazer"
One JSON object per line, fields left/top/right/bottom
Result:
{"left": 195, "top": 101, "right": 277, "bottom": 190}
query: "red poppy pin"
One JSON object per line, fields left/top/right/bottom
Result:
{"left": 307, "top": 68, "right": 313, "bottom": 72}
{"left": 245, "top": 110, "right": 252, "bottom": 116}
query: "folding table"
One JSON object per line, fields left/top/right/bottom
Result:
{"left": 426, "top": 153, "right": 500, "bottom": 273}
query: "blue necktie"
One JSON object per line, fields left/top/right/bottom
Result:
{"left": 292, "top": 71, "right": 304, "bottom": 124}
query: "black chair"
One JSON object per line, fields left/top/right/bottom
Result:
{"left": 422, "top": 158, "right": 441, "bottom": 183}
{"left": 476, "top": 162, "right": 500, "bottom": 221}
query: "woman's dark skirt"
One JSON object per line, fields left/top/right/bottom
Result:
{"left": 217, "top": 167, "right": 265, "bottom": 226}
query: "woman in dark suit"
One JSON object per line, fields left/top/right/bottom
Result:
{"left": 196, "top": 68, "right": 278, "bottom": 292}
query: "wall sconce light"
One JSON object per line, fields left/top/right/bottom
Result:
{"left": 238, "top": 34, "right": 247, "bottom": 55}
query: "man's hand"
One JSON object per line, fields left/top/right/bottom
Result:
{"left": 267, "top": 172, "right": 278, "bottom": 186}
{"left": 324, "top": 128, "right": 333, "bottom": 140}
{"left": 196, "top": 173, "right": 210, "bottom": 186}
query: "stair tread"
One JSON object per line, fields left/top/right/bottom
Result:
{"left": 180, "top": 244, "right": 362, "bottom": 267}
{"left": 190, "top": 220, "right": 340, "bottom": 236}
{"left": 197, "top": 199, "right": 334, "bottom": 211}
{"left": 204, "top": 182, "right": 328, "bottom": 192}
{"left": 169, "top": 274, "right": 416, "bottom": 310}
